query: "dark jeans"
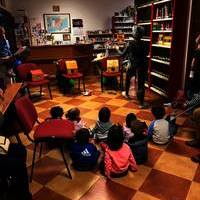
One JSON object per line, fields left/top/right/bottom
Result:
{"left": 99, "top": 160, "right": 128, "bottom": 178}
{"left": 125, "top": 66, "right": 147, "bottom": 105}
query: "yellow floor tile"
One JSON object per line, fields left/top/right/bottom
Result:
{"left": 106, "top": 99, "right": 128, "bottom": 107}
{"left": 53, "top": 96, "right": 73, "bottom": 103}
{"left": 154, "top": 152, "right": 198, "bottom": 180}
{"left": 82, "top": 110, "right": 99, "bottom": 120}
{"left": 132, "top": 191, "right": 160, "bottom": 200}
{"left": 186, "top": 182, "right": 200, "bottom": 200}
{"left": 112, "top": 165, "right": 152, "bottom": 190}
{"left": 46, "top": 171, "right": 100, "bottom": 200}
{"left": 30, "top": 180, "right": 43, "bottom": 196}
{"left": 113, "top": 107, "right": 139, "bottom": 117}
{"left": 79, "top": 101, "right": 103, "bottom": 110}
{"left": 59, "top": 103, "right": 75, "bottom": 112}
{"left": 26, "top": 148, "right": 40, "bottom": 168}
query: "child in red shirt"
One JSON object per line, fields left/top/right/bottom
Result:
{"left": 100, "top": 124, "right": 137, "bottom": 178}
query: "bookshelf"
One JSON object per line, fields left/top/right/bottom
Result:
{"left": 112, "top": 12, "right": 135, "bottom": 42}
{"left": 87, "top": 30, "right": 113, "bottom": 56}
{"left": 136, "top": 0, "right": 192, "bottom": 99}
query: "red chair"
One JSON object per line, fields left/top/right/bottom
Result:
{"left": 14, "top": 96, "right": 74, "bottom": 181}
{"left": 14, "top": 95, "right": 40, "bottom": 142}
{"left": 17, "top": 63, "right": 52, "bottom": 99}
{"left": 30, "top": 119, "right": 74, "bottom": 182}
{"left": 100, "top": 56, "right": 123, "bottom": 92}
{"left": 56, "top": 59, "right": 85, "bottom": 94}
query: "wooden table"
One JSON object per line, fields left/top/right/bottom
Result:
{"left": 0, "top": 83, "right": 22, "bottom": 115}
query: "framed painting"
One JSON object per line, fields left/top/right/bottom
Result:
{"left": 43, "top": 13, "right": 71, "bottom": 33}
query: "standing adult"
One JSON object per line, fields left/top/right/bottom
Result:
{"left": 187, "top": 33, "right": 200, "bottom": 97}
{"left": 117, "top": 26, "right": 148, "bottom": 108}
{"left": 0, "top": 26, "right": 14, "bottom": 85}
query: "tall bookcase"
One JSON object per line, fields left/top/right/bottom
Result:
{"left": 136, "top": 0, "right": 192, "bottom": 99}
{"left": 112, "top": 13, "right": 134, "bottom": 42}
{"left": 87, "top": 30, "right": 113, "bottom": 56}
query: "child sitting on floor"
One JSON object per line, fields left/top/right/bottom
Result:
{"left": 123, "top": 113, "right": 137, "bottom": 143}
{"left": 66, "top": 107, "right": 85, "bottom": 132}
{"left": 91, "top": 107, "right": 112, "bottom": 141}
{"left": 69, "top": 128, "right": 100, "bottom": 171}
{"left": 100, "top": 124, "right": 137, "bottom": 178}
{"left": 148, "top": 105, "right": 170, "bottom": 144}
{"left": 128, "top": 120, "right": 148, "bottom": 164}
{"left": 46, "top": 106, "right": 64, "bottom": 120}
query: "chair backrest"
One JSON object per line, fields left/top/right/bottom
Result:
{"left": 101, "top": 56, "right": 121, "bottom": 72}
{"left": 65, "top": 60, "right": 78, "bottom": 74}
{"left": 106, "top": 59, "right": 119, "bottom": 72}
{"left": 14, "top": 96, "right": 38, "bottom": 135}
{"left": 34, "top": 119, "right": 74, "bottom": 140}
{"left": 57, "top": 59, "right": 67, "bottom": 74}
{"left": 57, "top": 59, "right": 79, "bottom": 74}
{"left": 17, "top": 63, "right": 38, "bottom": 81}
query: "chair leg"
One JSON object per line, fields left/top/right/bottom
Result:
{"left": 30, "top": 142, "right": 38, "bottom": 183}
{"left": 39, "top": 143, "right": 43, "bottom": 158}
{"left": 47, "top": 83, "right": 53, "bottom": 99}
{"left": 15, "top": 134, "right": 22, "bottom": 144}
{"left": 101, "top": 74, "right": 103, "bottom": 92}
{"left": 82, "top": 77, "right": 85, "bottom": 92}
{"left": 60, "top": 145, "right": 72, "bottom": 179}
{"left": 27, "top": 87, "right": 31, "bottom": 98}
{"left": 78, "top": 78, "right": 81, "bottom": 94}
{"left": 39, "top": 86, "right": 42, "bottom": 96}
{"left": 26, "top": 134, "right": 34, "bottom": 143}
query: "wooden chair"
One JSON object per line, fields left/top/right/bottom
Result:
{"left": 56, "top": 59, "right": 85, "bottom": 94}
{"left": 100, "top": 56, "right": 123, "bottom": 92}
{"left": 17, "top": 63, "right": 52, "bottom": 99}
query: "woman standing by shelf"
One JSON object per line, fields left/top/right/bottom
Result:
{"left": 116, "top": 25, "right": 149, "bottom": 109}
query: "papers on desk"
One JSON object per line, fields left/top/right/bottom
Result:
{"left": 92, "top": 53, "right": 106, "bottom": 62}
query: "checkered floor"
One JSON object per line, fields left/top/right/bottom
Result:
{"left": 17, "top": 77, "right": 200, "bottom": 200}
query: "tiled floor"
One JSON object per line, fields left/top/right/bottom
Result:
{"left": 17, "top": 77, "right": 200, "bottom": 200}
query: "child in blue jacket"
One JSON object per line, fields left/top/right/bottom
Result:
{"left": 69, "top": 128, "right": 100, "bottom": 171}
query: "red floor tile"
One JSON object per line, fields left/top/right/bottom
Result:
{"left": 144, "top": 148, "right": 163, "bottom": 168}
{"left": 91, "top": 97, "right": 112, "bottom": 103}
{"left": 136, "top": 111, "right": 154, "bottom": 121}
{"left": 33, "top": 187, "right": 70, "bottom": 200}
{"left": 36, "top": 101, "right": 59, "bottom": 109}
{"left": 64, "top": 99, "right": 86, "bottom": 106}
{"left": 166, "top": 139, "right": 200, "bottom": 158}
{"left": 28, "top": 156, "right": 65, "bottom": 185}
{"left": 26, "top": 143, "right": 54, "bottom": 155}
{"left": 78, "top": 107, "right": 92, "bottom": 115}
{"left": 194, "top": 165, "right": 200, "bottom": 183}
{"left": 123, "top": 102, "right": 140, "bottom": 109}
{"left": 38, "top": 110, "right": 51, "bottom": 119}
{"left": 80, "top": 178, "right": 136, "bottom": 200}
{"left": 140, "top": 169, "right": 191, "bottom": 200}
{"left": 95, "top": 104, "right": 120, "bottom": 112}
{"left": 111, "top": 114, "right": 126, "bottom": 125}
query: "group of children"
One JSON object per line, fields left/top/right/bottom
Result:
{"left": 48, "top": 103, "right": 175, "bottom": 178}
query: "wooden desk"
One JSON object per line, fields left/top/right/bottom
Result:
{"left": 0, "top": 83, "right": 22, "bottom": 115}
{"left": 27, "top": 44, "right": 94, "bottom": 75}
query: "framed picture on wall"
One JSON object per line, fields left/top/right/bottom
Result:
{"left": 63, "top": 34, "right": 71, "bottom": 41}
{"left": 43, "top": 13, "right": 71, "bottom": 33}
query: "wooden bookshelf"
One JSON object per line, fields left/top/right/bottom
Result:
{"left": 136, "top": 0, "right": 192, "bottom": 99}
{"left": 87, "top": 31, "right": 113, "bottom": 56}
{"left": 112, "top": 9, "right": 135, "bottom": 43}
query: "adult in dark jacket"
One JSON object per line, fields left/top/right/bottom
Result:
{"left": 117, "top": 26, "right": 148, "bottom": 108}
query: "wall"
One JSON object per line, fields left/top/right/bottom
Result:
{"left": 7, "top": 0, "right": 133, "bottom": 35}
